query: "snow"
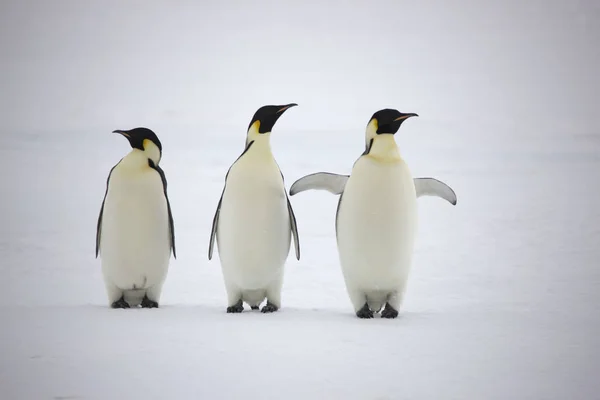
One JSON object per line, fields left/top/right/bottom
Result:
{"left": 1, "top": 1, "right": 600, "bottom": 399}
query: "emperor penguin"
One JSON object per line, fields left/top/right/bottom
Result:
{"left": 289, "top": 109, "right": 457, "bottom": 318}
{"left": 96, "top": 127, "right": 176, "bottom": 308}
{"left": 208, "top": 104, "right": 300, "bottom": 313}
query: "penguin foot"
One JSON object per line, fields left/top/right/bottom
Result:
{"left": 111, "top": 297, "right": 130, "bottom": 309}
{"left": 226, "top": 300, "right": 244, "bottom": 313}
{"left": 356, "top": 304, "right": 373, "bottom": 319}
{"left": 251, "top": 305, "right": 260, "bottom": 310}
{"left": 261, "top": 302, "right": 279, "bottom": 313}
{"left": 381, "top": 303, "right": 399, "bottom": 319}
{"left": 141, "top": 295, "right": 159, "bottom": 308}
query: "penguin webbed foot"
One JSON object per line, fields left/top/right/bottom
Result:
{"left": 381, "top": 303, "right": 399, "bottom": 319}
{"left": 226, "top": 300, "right": 244, "bottom": 313}
{"left": 250, "top": 305, "right": 260, "bottom": 310}
{"left": 356, "top": 303, "right": 374, "bottom": 319}
{"left": 261, "top": 301, "right": 279, "bottom": 313}
{"left": 111, "top": 296, "right": 130, "bottom": 309}
{"left": 141, "top": 295, "right": 159, "bottom": 308}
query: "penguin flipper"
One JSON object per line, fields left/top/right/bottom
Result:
{"left": 209, "top": 141, "right": 256, "bottom": 261}
{"left": 208, "top": 191, "right": 223, "bottom": 261}
{"left": 289, "top": 172, "right": 349, "bottom": 196}
{"left": 279, "top": 170, "right": 300, "bottom": 261}
{"left": 414, "top": 177, "right": 457, "bottom": 205}
{"left": 149, "top": 161, "right": 177, "bottom": 259}
{"left": 288, "top": 172, "right": 457, "bottom": 206}
{"left": 96, "top": 161, "right": 120, "bottom": 258}
{"left": 286, "top": 193, "right": 300, "bottom": 260}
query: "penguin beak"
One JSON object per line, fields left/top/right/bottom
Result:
{"left": 113, "top": 129, "right": 130, "bottom": 138}
{"left": 277, "top": 103, "right": 298, "bottom": 113}
{"left": 394, "top": 113, "right": 419, "bottom": 122}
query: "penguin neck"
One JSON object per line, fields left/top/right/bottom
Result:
{"left": 245, "top": 132, "right": 273, "bottom": 159}
{"left": 122, "top": 148, "right": 154, "bottom": 169}
{"left": 367, "top": 134, "right": 401, "bottom": 162}
{"left": 142, "top": 140, "right": 162, "bottom": 166}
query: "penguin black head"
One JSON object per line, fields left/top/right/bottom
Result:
{"left": 247, "top": 103, "right": 298, "bottom": 134}
{"left": 113, "top": 127, "right": 163, "bottom": 164}
{"left": 113, "top": 127, "right": 162, "bottom": 151}
{"left": 369, "top": 109, "right": 418, "bottom": 135}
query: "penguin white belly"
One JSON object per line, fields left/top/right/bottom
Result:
{"left": 336, "top": 157, "right": 417, "bottom": 309}
{"left": 100, "top": 167, "right": 170, "bottom": 293}
{"left": 217, "top": 158, "right": 291, "bottom": 294}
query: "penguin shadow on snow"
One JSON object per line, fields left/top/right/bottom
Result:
{"left": 53, "top": 303, "right": 434, "bottom": 328}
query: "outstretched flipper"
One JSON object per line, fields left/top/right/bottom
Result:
{"left": 414, "top": 178, "right": 457, "bottom": 205}
{"left": 289, "top": 172, "right": 457, "bottom": 205}
{"left": 289, "top": 172, "right": 349, "bottom": 196}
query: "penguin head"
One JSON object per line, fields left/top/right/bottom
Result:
{"left": 367, "top": 109, "right": 418, "bottom": 135}
{"left": 113, "top": 127, "right": 162, "bottom": 164}
{"left": 247, "top": 103, "right": 298, "bottom": 135}
{"left": 364, "top": 109, "right": 418, "bottom": 151}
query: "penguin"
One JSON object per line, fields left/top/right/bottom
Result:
{"left": 208, "top": 104, "right": 300, "bottom": 313}
{"left": 289, "top": 109, "right": 456, "bottom": 318}
{"left": 96, "top": 127, "right": 176, "bottom": 308}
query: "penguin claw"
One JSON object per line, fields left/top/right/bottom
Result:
{"left": 226, "top": 301, "right": 244, "bottom": 313}
{"left": 261, "top": 302, "right": 279, "bottom": 313}
{"left": 381, "top": 303, "right": 399, "bottom": 319}
{"left": 111, "top": 297, "right": 130, "bottom": 309}
{"left": 141, "top": 295, "right": 159, "bottom": 308}
{"left": 356, "top": 304, "right": 373, "bottom": 319}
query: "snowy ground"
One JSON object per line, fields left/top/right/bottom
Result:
{"left": 1, "top": 125, "right": 599, "bottom": 399}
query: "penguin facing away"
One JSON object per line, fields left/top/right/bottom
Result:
{"left": 208, "top": 104, "right": 300, "bottom": 314}
{"left": 96, "top": 127, "right": 176, "bottom": 309}
{"left": 289, "top": 109, "right": 456, "bottom": 319}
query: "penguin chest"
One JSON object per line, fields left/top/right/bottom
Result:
{"left": 336, "top": 158, "right": 417, "bottom": 288}
{"left": 217, "top": 158, "right": 291, "bottom": 287}
{"left": 100, "top": 167, "right": 170, "bottom": 287}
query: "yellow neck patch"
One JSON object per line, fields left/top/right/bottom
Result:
{"left": 366, "top": 135, "right": 401, "bottom": 163}
{"left": 143, "top": 139, "right": 161, "bottom": 165}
